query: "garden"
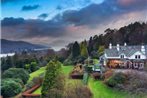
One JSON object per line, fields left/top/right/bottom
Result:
{"left": 1, "top": 58, "right": 147, "bottom": 98}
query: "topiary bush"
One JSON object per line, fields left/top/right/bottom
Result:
{"left": 2, "top": 68, "right": 30, "bottom": 84}
{"left": 1, "top": 78, "right": 22, "bottom": 97}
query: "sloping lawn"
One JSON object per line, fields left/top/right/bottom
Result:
{"left": 88, "top": 78, "right": 146, "bottom": 98}
{"left": 28, "top": 67, "right": 46, "bottom": 82}
{"left": 62, "top": 65, "right": 73, "bottom": 76}
{"left": 32, "top": 86, "right": 42, "bottom": 94}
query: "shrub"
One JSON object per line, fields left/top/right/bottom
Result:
{"left": 104, "top": 69, "right": 114, "bottom": 81}
{"left": 64, "top": 81, "right": 92, "bottom": 98}
{"left": 64, "top": 59, "right": 74, "bottom": 65}
{"left": 4, "top": 78, "right": 24, "bottom": 88}
{"left": 105, "top": 72, "right": 126, "bottom": 87}
{"left": 2, "top": 68, "right": 30, "bottom": 84}
{"left": 1, "top": 78, "right": 22, "bottom": 97}
{"left": 122, "top": 71, "right": 147, "bottom": 94}
{"left": 25, "top": 81, "right": 36, "bottom": 90}
{"left": 92, "top": 72, "right": 101, "bottom": 80}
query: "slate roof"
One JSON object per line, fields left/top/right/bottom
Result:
{"left": 105, "top": 45, "right": 147, "bottom": 57}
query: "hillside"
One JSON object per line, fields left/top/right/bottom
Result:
{"left": 1, "top": 39, "right": 47, "bottom": 53}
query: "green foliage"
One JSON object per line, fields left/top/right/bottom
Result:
{"left": 98, "top": 45, "right": 105, "bottom": 56}
{"left": 41, "top": 60, "right": 62, "bottom": 98}
{"left": 72, "top": 41, "right": 80, "bottom": 58}
{"left": 105, "top": 72, "right": 126, "bottom": 87}
{"left": 1, "top": 56, "right": 13, "bottom": 71}
{"left": 1, "top": 78, "right": 22, "bottom": 97}
{"left": 80, "top": 41, "right": 89, "bottom": 58}
{"left": 25, "top": 61, "right": 39, "bottom": 73}
{"left": 2, "top": 68, "right": 30, "bottom": 84}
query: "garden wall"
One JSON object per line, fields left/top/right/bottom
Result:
{"left": 22, "top": 84, "right": 41, "bottom": 98}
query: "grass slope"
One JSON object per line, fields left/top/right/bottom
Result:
{"left": 29, "top": 67, "right": 46, "bottom": 82}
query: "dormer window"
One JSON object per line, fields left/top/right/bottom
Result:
{"left": 120, "top": 55, "right": 125, "bottom": 59}
{"left": 135, "top": 55, "right": 141, "bottom": 59}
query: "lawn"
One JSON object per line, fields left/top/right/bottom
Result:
{"left": 31, "top": 61, "right": 147, "bottom": 98}
{"left": 28, "top": 67, "right": 46, "bottom": 82}
{"left": 88, "top": 77, "right": 147, "bottom": 98}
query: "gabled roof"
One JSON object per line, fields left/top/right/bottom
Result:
{"left": 105, "top": 45, "right": 147, "bottom": 57}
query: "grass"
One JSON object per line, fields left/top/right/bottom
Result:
{"left": 32, "top": 86, "right": 42, "bottom": 94}
{"left": 62, "top": 65, "right": 73, "bottom": 77}
{"left": 31, "top": 60, "right": 147, "bottom": 98}
{"left": 88, "top": 77, "right": 147, "bottom": 98}
{"left": 28, "top": 67, "right": 46, "bottom": 82}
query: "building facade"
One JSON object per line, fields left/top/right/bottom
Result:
{"left": 100, "top": 43, "right": 147, "bottom": 69}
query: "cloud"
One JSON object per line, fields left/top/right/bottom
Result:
{"left": 56, "top": 5, "right": 64, "bottom": 10}
{"left": 52, "top": 0, "right": 147, "bottom": 27}
{"left": 1, "top": 0, "right": 147, "bottom": 49}
{"left": 1, "top": 17, "right": 25, "bottom": 26}
{"left": 38, "top": 13, "right": 48, "bottom": 19}
{"left": 21, "top": 5, "right": 40, "bottom": 11}
{"left": 1, "top": 17, "right": 67, "bottom": 39}
{"left": 1, "top": 0, "right": 21, "bottom": 4}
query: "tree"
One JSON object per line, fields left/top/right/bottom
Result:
{"left": 1, "top": 56, "right": 13, "bottom": 71}
{"left": 1, "top": 79, "right": 22, "bottom": 97}
{"left": 98, "top": 45, "right": 105, "bottom": 56}
{"left": 72, "top": 41, "right": 80, "bottom": 58}
{"left": 30, "top": 61, "right": 38, "bottom": 72}
{"left": 2, "top": 68, "right": 30, "bottom": 84}
{"left": 41, "top": 60, "right": 62, "bottom": 98}
{"left": 80, "top": 40, "right": 88, "bottom": 58}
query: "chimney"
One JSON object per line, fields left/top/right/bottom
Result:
{"left": 124, "top": 42, "right": 127, "bottom": 46}
{"left": 109, "top": 43, "right": 112, "bottom": 49}
{"left": 141, "top": 44, "right": 145, "bottom": 54}
{"left": 117, "top": 44, "right": 120, "bottom": 51}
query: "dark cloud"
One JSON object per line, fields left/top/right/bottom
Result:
{"left": 51, "top": 0, "right": 147, "bottom": 27}
{"left": 38, "top": 13, "right": 48, "bottom": 19}
{"left": 1, "top": 17, "right": 25, "bottom": 26}
{"left": 1, "top": 0, "right": 147, "bottom": 48}
{"left": 1, "top": 17, "right": 67, "bottom": 39}
{"left": 1, "top": 0, "right": 22, "bottom": 3}
{"left": 21, "top": 5, "right": 40, "bottom": 11}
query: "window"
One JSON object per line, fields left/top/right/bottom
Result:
{"left": 121, "top": 55, "right": 124, "bottom": 59}
{"left": 135, "top": 55, "right": 141, "bottom": 59}
{"left": 138, "top": 55, "right": 140, "bottom": 59}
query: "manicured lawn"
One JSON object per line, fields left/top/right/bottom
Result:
{"left": 28, "top": 67, "right": 46, "bottom": 82}
{"left": 62, "top": 65, "right": 73, "bottom": 77}
{"left": 88, "top": 77, "right": 146, "bottom": 98}
{"left": 32, "top": 86, "right": 42, "bottom": 94}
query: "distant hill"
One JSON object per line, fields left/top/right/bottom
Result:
{"left": 1, "top": 39, "right": 48, "bottom": 53}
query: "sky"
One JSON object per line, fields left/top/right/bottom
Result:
{"left": 1, "top": 0, "right": 147, "bottom": 50}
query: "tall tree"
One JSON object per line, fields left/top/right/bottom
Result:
{"left": 41, "top": 60, "right": 62, "bottom": 98}
{"left": 80, "top": 40, "right": 88, "bottom": 57}
{"left": 72, "top": 41, "right": 80, "bottom": 58}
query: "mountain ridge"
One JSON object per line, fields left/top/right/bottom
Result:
{"left": 1, "top": 39, "right": 48, "bottom": 53}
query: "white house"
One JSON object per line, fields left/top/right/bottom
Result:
{"left": 100, "top": 43, "right": 147, "bottom": 69}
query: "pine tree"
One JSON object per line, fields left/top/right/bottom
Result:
{"left": 80, "top": 40, "right": 88, "bottom": 58}
{"left": 72, "top": 41, "right": 80, "bottom": 58}
{"left": 41, "top": 60, "right": 62, "bottom": 98}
